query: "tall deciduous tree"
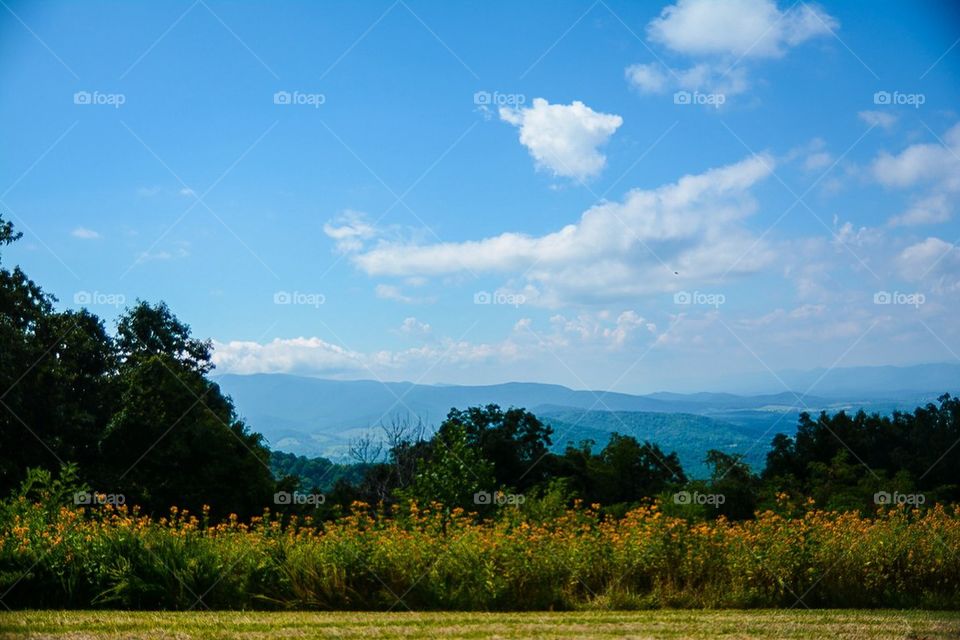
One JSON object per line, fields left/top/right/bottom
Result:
{"left": 102, "top": 301, "right": 276, "bottom": 518}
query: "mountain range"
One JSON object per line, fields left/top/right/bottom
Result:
{"left": 214, "top": 363, "right": 957, "bottom": 478}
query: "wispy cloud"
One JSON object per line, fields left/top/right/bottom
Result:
{"left": 71, "top": 227, "right": 101, "bottom": 240}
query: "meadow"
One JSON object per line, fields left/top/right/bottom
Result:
{"left": 2, "top": 497, "right": 958, "bottom": 611}
{"left": 2, "top": 610, "right": 960, "bottom": 639}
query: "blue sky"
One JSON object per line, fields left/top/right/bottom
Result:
{"left": 2, "top": 0, "right": 959, "bottom": 392}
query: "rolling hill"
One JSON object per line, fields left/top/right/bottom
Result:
{"left": 214, "top": 365, "right": 954, "bottom": 476}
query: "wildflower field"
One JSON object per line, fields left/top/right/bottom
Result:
{"left": 2, "top": 498, "right": 958, "bottom": 611}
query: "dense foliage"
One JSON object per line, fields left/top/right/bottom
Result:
{"left": 763, "top": 400, "right": 960, "bottom": 510}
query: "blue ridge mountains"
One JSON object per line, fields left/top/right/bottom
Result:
{"left": 216, "top": 363, "right": 957, "bottom": 478}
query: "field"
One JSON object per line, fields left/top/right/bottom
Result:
{"left": 2, "top": 610, "right": 960, "bottom": 639}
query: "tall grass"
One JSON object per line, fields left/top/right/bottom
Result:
{"left": 1, "top": 498, "right": 958, "bottom": 610}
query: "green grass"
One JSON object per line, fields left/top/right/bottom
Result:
{"left": 1, "top": 610, "right": 959, "bottom": 639}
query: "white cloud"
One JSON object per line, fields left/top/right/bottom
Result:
{"left": 626, "top": 61, "right": 749, "bottom": 97}
{"left": 741, "top": 304, "right": 826, "bottom": 327}
{"left": 499, "top": 98, "right": 623, "bottom": 181}
{"left": 628, "top": 0, "right": 836, "bottom": 99}
{"left": 212, "top": 337, "right": 364, "bottom": 376}
{"left": 71, "top": 227, "right": 100, "bottom": 240}
{"left": 136, "top": 186, "right": 161, "bottom": 198}
{"left": 323, "top": 210, "right": 378, "bottom": 253}
{"left": 213, "top": 311, "right": 661, "bottom": 378}
{"left": 398, "top": 317, "right": 432, "bottom": 336}
{"left": 546, "top": 310, "right": 653, "bottom": 348}
{"left": 374, "top": 283, "right": 437, "bottom": 305}
{"left": 871, "top": 123, "right": 960, "bottom": 227}
{"left": 832, "top": 220, "right": 880, "bottom": 249}
{"left": 376, "top": 284, "right": 410, "bottom": 303}
{"left": 213, "top": 334, "right": 524, "bottom": 378}
{"left": 348, "top": 155, "right": 776, "bottom": 306}
{"left": 871, "top": 123, "right": 960, "bottom": 189}
{"left": 648, "top": 0, "right": 837, "bottom": 58}
{"left": 858, "top": 110, "right": 897, "bottom": 130}
{"left": 625, "top": 63, "right": 669, "bottom": 93}
{"left": 605, "top": 310, "right": 650, "bottom": 347}
{"left": 804, "top": 151, "right": 833, "bottom": 172}
{"left": 135, "top": 242, "right": 190, "bottom": 263}
{"left": 179, "top": 187, "right": 196, "bottom": 197}
{"left": 889, "top": 194, "right": 952, "bottom": 227}
{"left": 897, "top": 237, "right": 959, "bottom": 290}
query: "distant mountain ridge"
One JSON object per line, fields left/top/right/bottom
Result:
{"left": 716, "top": 362, "right": 960, "bottom": 397}
{"left": 214, "top": 364, "right": 955, "bottom": 476}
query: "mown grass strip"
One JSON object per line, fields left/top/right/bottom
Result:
{"left": 1, "top": 610, "right": 960, "bottom": 639}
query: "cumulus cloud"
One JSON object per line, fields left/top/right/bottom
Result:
{"left": 499, "top": 98, "right": 623, "bottom": 181}
{"left": 346, "top": 155, "right": 775, "bottom": 306}
{"left": 212, "top": 311, "right": 658, "bottom": 377}
{"left": 549, "top": 310, "right": 654, "bottom": 348}
{"left": 627, "top": 0, "right": 836, "bottom": 99}
{"left": 213, "top": 333, "right": 517, "bottom": 377}
{"left": 212, "top": 337, "right": 364, "bottom": 376}
{"left": 648, "top": 0, "right": 837, "bottom": 58}
{"left": 71, "top": 227, "right": 100, "bottom": 240}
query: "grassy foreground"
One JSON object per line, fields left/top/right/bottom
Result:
{"left": 1, "top": 610, "right": 959, "bottom": 639}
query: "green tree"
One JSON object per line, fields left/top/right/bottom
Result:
{"left": 443, "top": 405, "right": 553, "bottom": 491}
{"left": 401, "top": 422, "right": 494, "bottom": 513}
{"left": 100, "top": 301, "right": 276, "bottom": 518}
{"left": 705, "top": 449, "right": 759, "bottom": 520}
